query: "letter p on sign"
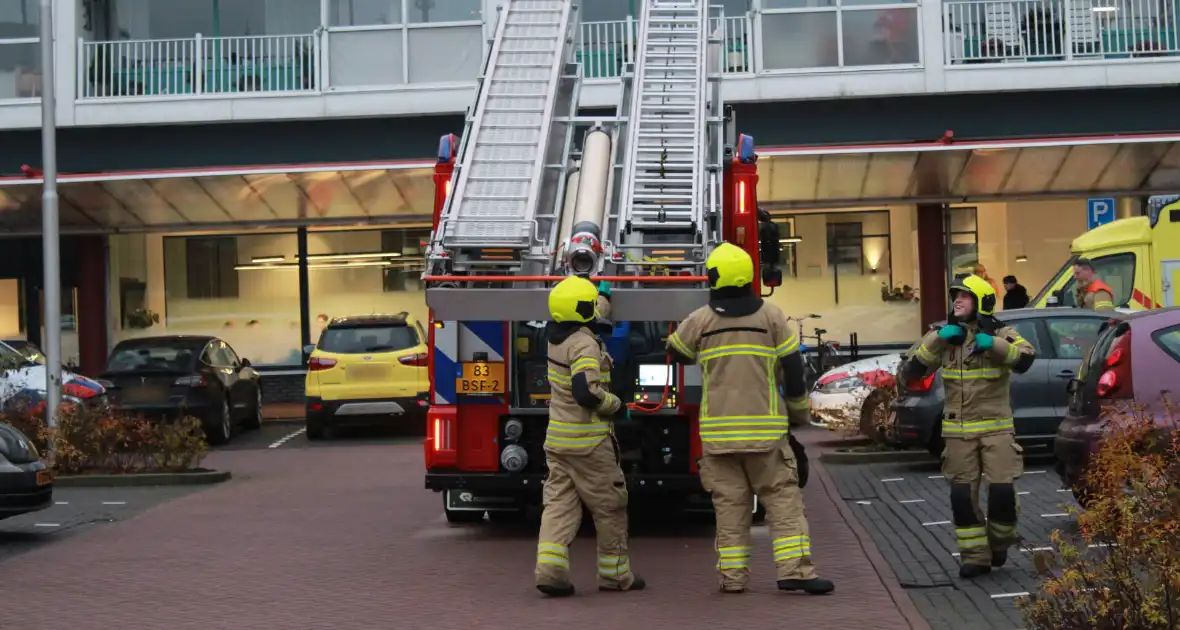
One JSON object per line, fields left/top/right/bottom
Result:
{"left": 1087, "top": 198, "right": 1116, "bottom": 230}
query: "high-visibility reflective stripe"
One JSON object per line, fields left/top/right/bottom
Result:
{"left": 699, "top": 416, "right": 789, "bottom": 443}
{"left": 767, "top": 357, "right": 778, "bottom": 417}
{"left": 598, "top": 555, "right": 631, "bottom": 577}
{"left": 1004, "top": 343, "right": 1019, "bottom": 363}
{"left": 668, "top": 331, "right": 695, "bottom": 360}
{"left": 545, "top": 418, "right": 610, "bottom": 449}
{"left": 785, "top": 396, "right": 809, "bottom": 411}
{"left": 699, "top": 344, "right": 777, "bottom": 362}
{"left": 915, "top": 344, "right": 937, "bottom": 363}
{"left": 773, "top": 535, "right": 811, "bottom": 562}
{"left": 942, "top": 418, "right": 1014, "bottom": 436}
{"left": 547, "top": 369, "right": 571, "bottom": 386}
{"left": 776, "top": 335, "right": 799, "bottom": 357}
{"left": 717, "top": 545, "right": 752, "bottom": 570}
{"left": 1094, "top": 300, "right": 1114, "bottom": 309}
{"left": 538, "top": 542, "right": 570, "bottom": 568}
{"left": 571, "top": 357, "right": 598, "bottom": 373}
{"left": 943, "top": 368, "right": 1003, "bottom": 380}
{"left": 988, "top": 522, "right": 1017, "bottom": 537}
{"left": 955, "top": 526, "right": 987, "bottom": 550}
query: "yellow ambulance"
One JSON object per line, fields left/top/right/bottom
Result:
{"left": 1030, "top": 195, "right": 1180, "bottom": 311}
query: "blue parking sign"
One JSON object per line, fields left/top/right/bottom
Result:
{"left": 1087, "top": 198, "right": 1116, "bottom": 230}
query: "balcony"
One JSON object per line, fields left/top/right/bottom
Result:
{"left": 943, "top": 0, "right": 1180, "bottom": 64}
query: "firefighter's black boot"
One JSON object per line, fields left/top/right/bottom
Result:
{"left": 959, "top": 563, "right": 992, "bottom": 579}
{"left": 599, "top": 574, "right": 645, "bottom": 592}
{"left": 991, "top": 548, "right": 1008, "bottom": 568}
{"left": 537, "top": 582, "right": 576, "bottom": 597}
{"left": 777, "top": 578, "right": 835, "bottom": 595}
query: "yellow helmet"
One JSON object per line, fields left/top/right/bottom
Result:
{"left": 549, "top": 276, "right": 599, "bottom": 323}
{"left": 949, "top": 274, "right": 997, "bottom": 316}
{"left": 706, "top": 243, "right": 755, "bottom": 290}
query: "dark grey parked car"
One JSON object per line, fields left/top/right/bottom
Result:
{"left": 892, "top": 308, "right": 1111, "bottom": 457}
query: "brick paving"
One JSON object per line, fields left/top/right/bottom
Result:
{"left": 0, "top": 428, "right": 929, "bottom": 630}
{"left": 826, "top": 457, "right": 1083, "bottom": 630}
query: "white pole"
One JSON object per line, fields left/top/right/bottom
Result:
{"left": 40, "top": 0, "right": 62, "bottom": 459}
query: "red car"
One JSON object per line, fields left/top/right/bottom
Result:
{"left": 1054, "top": 307, "right": 1180, "bottom": 500}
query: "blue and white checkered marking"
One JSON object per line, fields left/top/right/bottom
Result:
{"left": 431, "top": 321, "right": 507, "bottom": 405}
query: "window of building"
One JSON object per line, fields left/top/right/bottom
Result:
{"left": 113, "top": 0, "right": 320, "bottom": 39}
{"left": 760, "top": 0, "right": 920, "bottom": 70}
{"left": 181, "top": 236, "right": 240, "bottom": 299}
{"left": 0, "top": 0, "right": 41, "bottom": 99}
{"left": 765, "top": 209, "right": 913, "bottom": 344}
{"left": 325, "top": 0, "right": 482, "bottom": 87}
{"left": 946, "top": 206, "right": 979, "bottom": 283}
{"left": 307, "top": 227, "right": 429, "bottom": 342}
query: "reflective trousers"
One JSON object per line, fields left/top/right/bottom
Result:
{"left": 535, "top": 438, "right": 637, "bottom": 590}
{"left": 941, "top": 433, "right": 1024, "bottom": 566}
{"left": 700, "top": 437, "right": 817, "bottom": 590}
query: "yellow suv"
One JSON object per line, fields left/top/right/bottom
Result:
{"left": 304, "top": 313, "right": 429, "bottom": 440}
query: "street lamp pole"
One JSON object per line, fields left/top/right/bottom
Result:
{"left": 40, "top": 0, "right": 62, "bottom": 457}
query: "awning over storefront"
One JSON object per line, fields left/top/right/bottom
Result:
{"left": 758, "top": 134, "right": 1180, "bottom": 208}
{"left": 0, "top": 161, "right": 435, "bottom": 234}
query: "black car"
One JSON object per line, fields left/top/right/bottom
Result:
{"left": 0, "top": 423, "right": 52, "bottom": 520}
{"left": 98, "top": 336, "right": 263, "bottom": 445}
{"left": 892, "top": 308, "right": 1109, "bottom": 457}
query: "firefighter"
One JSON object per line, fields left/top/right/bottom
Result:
{"left": 1071, "top": 258, "right": 1115, "bottom": 312}
{"left": 899, "top": 275, "right": 1036, "bottom": 579}
{"left": 535, "top": 276, "right": 644, "bottom": 597}
{"left": 666, "top": 242, "right": 834, "bottom": 596}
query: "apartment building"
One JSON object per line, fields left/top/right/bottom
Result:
{"left": 1, "top": 0, "right": 1178, "bottom": 399}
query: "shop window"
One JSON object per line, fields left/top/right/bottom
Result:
{"left": 380, "top": 228, "right": 429, "bottom": 292}
{"left": 183, "top": 237, "right": 240, "bottom": 299}
{"left": 945, "top": 206, "right": 979, "bottom": 280}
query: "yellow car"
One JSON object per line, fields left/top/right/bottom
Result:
{"left": 304, "top": 313, "right": 429, "bottom": 440}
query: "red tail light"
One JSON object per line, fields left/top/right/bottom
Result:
{"left": 308, "top": 357, "right": 337, "bottom": 371}
{"left": 907, "top": 373, "right": 936, "bottom": 393}
{"left": 399, "top": 352, "right": 429, "bottom": 367}
{"left": 1097, "top": 330, "right": 1134, "bottom": 399}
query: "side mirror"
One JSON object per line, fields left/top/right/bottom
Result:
{"left": 302, "top": 344, "right": 316, "bottom": 356}
{"left": 1047, "top": 290, "right": 1064, "bottom": 307}
{"left": 761, "top": 266, "right": 783, "bottom": 287}
{"left": 240, "top": 358, "right": 251, "bottom": 368}
{"left": 1065, "top": 378, "right": 1080, "bottom": 394}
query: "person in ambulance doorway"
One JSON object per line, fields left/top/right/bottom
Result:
{"left": 899, "top": 275, "right": 1036, "bottom": 579}
{"left": 665, "top": 242, "right": 834, "bottom": 596}
{"left": 1071, "top": 258, "right": 1116, "bottom": 312}
{"left": 534, "top": 276, "right": 645, "bottom": 598}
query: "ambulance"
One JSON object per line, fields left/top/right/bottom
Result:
{"left": 1030, "top": 195, "right": 1180, "bottom": 311}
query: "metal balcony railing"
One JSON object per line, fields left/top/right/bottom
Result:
{"left": 944, "top": 0, "right": 1180, "bottom": 64}
{"left": 78, "top": 33, "right": 319, "bottom": 99}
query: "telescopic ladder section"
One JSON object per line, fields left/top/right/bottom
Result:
{"left": 618, "top": 0, "right": 711, "bottom": 255}
{"left": 434, "top": 0, "right": 577, "bottom": 272}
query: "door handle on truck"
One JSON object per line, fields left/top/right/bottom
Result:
{"left": 1055, "top": 370, "right": 1075, "bottom": 379}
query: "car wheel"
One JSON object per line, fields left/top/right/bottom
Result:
{"left": 859, "top": 391, "right": 890, "bottom": 444}
{"left": 444, "top": 496, "right": 485, "bottom": 524}
{"left": 206, "top": 399, "right": 232, "bottom": 446}
{"left": 306, "top": 418, "right": 327, "bottom": 441}
{"left": 243, "top": 389, "right": 263, "bottom": 431}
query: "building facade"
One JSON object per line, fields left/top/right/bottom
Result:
{"left": 2, "top": 0, "right": 1179, "bottom": 399}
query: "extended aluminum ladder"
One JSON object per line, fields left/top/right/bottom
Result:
{"left": 434, "top": 0, "right": 577, "bottom": 271}
{"left": 617, "top": 0, "right": 713, "bottom": 259}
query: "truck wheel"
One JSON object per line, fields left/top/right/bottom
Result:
{"left": 443, "top": 495, "right": 485, "bottom": 524}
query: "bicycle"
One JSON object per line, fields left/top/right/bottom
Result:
{"left": 787, "top": 314, "right": 842, "bottom": 388}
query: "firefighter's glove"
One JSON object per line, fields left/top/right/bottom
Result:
{"left": 597, "top": 280, "right": 612, "bottom": 297}
{"left": 938, "top": 323, "right": 967, "bottom": 346}
{"left": 974, "top": 332, "right": 995, "bottom": 351}
{"left": 789, "top": 433, "right": 810, "bottom": 488}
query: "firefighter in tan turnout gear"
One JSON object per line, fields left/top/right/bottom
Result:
{"left": 666, "top": 243, "right": 834, "bottom": 596}
{"left": 535, "top": 276, "right": 645, "bottom": 597}
{"left": 900, "top": 275, "right": 1036, "bottom": 579}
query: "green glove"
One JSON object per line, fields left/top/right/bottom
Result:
{"left": 597, "top": 280, "right": 612, "bottom": 297}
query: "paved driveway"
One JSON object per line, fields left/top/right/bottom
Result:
{"left": 0, "top": 429, "right": 929, "bottom": 630}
